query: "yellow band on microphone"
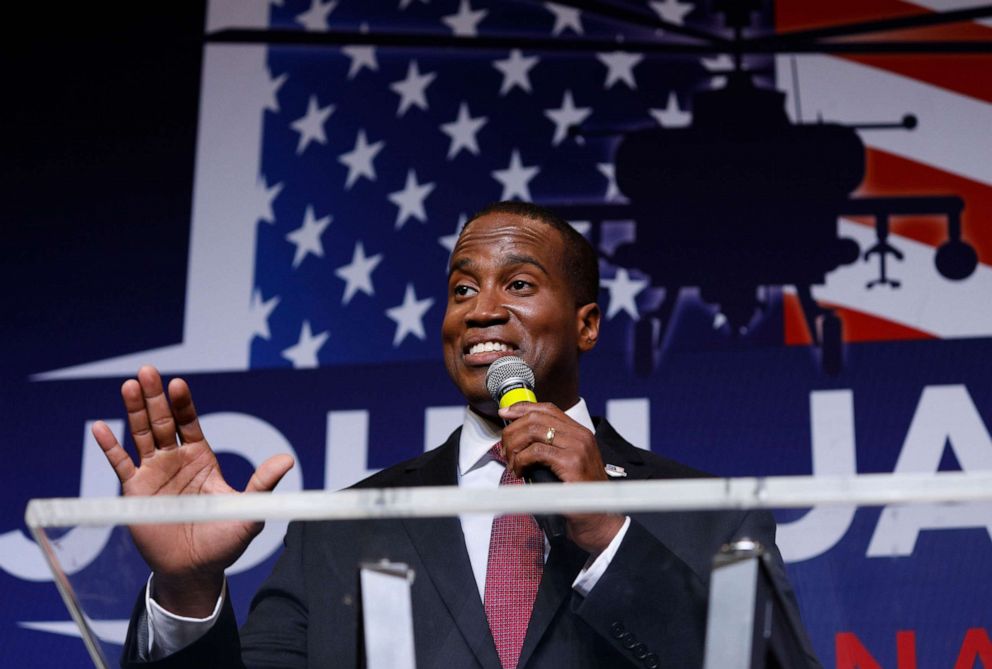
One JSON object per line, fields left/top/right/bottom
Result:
{"left": 499, "top": 387, "right": 537, "bottom": 409}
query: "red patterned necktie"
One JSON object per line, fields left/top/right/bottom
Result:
{"left": 483, "top": 443, "right": 544, "bottom": 669}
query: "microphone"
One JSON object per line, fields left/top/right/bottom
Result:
{"left": 486, "top": 356, "right": 566, "bottom": 541}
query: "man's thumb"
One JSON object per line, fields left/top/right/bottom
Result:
{"left": 245, "top": 454, "right": 295, "bottom": 493}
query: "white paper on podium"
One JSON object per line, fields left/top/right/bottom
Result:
{"left": 360, "top": 561, "right": 417, "bottom": 669}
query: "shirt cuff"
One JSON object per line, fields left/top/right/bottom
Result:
{"left": 145, "top": 574, "right": 226, "bottom": 660}
{"left": 571, "top": 516, "right": 631, "bottom": 597}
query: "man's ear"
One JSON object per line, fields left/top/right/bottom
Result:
{"left": 576, "top": 303, "right": 601, "bottom": 353}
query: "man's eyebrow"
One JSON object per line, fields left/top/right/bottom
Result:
{"left": 447, "top": 254, "right": 549, "bottom": 278}
{"left": 448, "top": 257, "right": 473, "bottom": 279}
{"left": 504, "top": 253, "right": 549, "bottom": 275}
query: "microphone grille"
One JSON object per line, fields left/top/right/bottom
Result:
{"left": 485, "top": 356, "right": 535, "bottom": 401}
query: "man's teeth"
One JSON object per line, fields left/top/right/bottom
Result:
{"left": 469, "top": 342, "right": 511, "bottom": 354}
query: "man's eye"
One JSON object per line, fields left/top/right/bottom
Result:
{"left": 454, "top": 285, "right": 477, "bottom": 296}
{"left": 509, "top": 280, "right": 531, "bottom": 291}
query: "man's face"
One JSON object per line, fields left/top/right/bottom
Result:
{"left": 442, "top": 212, "right": 599, "bottom": 419}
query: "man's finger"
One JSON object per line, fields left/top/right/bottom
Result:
{"left": 502, "top": 413, "right": 569, "bottom": 453}
{"left": 245, "top": 454, "right": 295, "bottom": 493}
{"left": 92, "top": 420, "right": 136, "bottom": 484}
{"left": 122, "top": 379, "right": 156, "bottom": 460}
{"left": 497, "top": 401, "right": 560, "bottom": 422}
{"left": 137, "top": 365, "right": 180, "bottom": 451}
{"left": 169, "top": 378, "right": 205, "bottom": 444}
{"left": 508, "top": 440, "right": 559, "bottom": 470}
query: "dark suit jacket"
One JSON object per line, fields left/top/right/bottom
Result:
{"left": 123, "top": 419, "right": 818, "bottom": 668}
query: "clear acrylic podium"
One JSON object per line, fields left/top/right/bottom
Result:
{"left": 25, "top": 471, "right": 992, "bottom": 668}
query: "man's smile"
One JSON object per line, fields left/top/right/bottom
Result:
{"left": 462, "top": 338, "right": 520, "bottom": 366}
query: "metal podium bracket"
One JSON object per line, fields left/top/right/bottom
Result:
{"left": 703, "top": 539, "right": 812, "bottom": 669}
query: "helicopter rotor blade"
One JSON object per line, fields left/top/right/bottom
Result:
{"left": 206, "top": 28, "right": 729, "bottom": 55}
{"left": 746, "top": 39, "right": 992, "bottom": 55}
{"left": 207, "top": 1, "right": 992, "bottom": 56}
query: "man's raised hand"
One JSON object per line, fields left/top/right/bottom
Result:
{"left": 91, "top": 365, "right": 294, "bottom": 616}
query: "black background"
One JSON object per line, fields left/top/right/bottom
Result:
{"left": 1, "top": 2, "right": 206, "bottom": 380}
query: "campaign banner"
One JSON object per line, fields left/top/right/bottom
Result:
{"left": 2, "top": 1, "right": 989, "bottom": 666}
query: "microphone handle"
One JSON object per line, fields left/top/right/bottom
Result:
{"left": 524, "top": 466, "right": 567, "bottom": 541}
{"left": 492, "top": 373, "right": 566, "bottom": 541}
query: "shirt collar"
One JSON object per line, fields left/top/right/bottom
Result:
{"left": 458, "top": 399, "right": 595, "bottom": 477}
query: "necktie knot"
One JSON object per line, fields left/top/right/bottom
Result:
{"left": 489, "top": 442, "right": 506, "bottom": 465}
{"left": 490, "top": 443, "right": 522, "bottom": 486}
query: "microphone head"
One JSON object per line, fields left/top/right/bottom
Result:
{"left": 485, "top": 356, "right": 535, "bottom": 402}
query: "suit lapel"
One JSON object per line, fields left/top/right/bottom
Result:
{"left": 515, "top": 537, "right": 588, "bottom": 668}
{"left": 516, "top": 421, "right": 651, "bottom": 667}
{"left": 399, "top": 431, "right": 503, "bottom": 669}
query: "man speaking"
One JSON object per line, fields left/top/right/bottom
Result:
{"left": 93, "top": 201, "right": 819, "bottom": 668}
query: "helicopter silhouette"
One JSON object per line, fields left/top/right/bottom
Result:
{"left": 548, "top": 1, "right": 982, "bottom": 376}
{"left": 555, "top": 69, "right": 977, "bottom": 376}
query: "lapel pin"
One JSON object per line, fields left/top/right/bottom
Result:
{"left": 605, "top": 464, "right": 627, "bottom": 478}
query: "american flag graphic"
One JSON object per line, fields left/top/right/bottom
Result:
{"left": 241, "top": 0, "right": 991, "bottom": 372}
{"left": 246, "top": 0, "right": 778, "bottom": 370}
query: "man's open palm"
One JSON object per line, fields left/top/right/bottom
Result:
{"left": 91, "top": 365, "right": 293, "bottom": 615}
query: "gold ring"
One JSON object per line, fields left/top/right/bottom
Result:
{"left": 545, "top": 426, "right": 556, "bottom": 445}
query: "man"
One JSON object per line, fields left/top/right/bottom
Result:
{"left": 94, "top": 201, "right": 818, "bottom": 668}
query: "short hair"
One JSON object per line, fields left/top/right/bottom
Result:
{"left": 462, "top": 201, "right": 600, "bottom": 306}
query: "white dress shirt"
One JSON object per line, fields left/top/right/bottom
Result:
{"left": 146, "top": 399, "right": 630, "bottom": 657}
{"left": 457, "top": 400, "right": 630, "bottom": 598}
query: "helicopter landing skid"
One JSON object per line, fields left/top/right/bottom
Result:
{"left": 633, "top": 285, "right": 680, "bottom": 377}
{"left": 797, "top": 285, "right": 843, "bottom": 376}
